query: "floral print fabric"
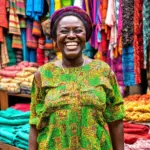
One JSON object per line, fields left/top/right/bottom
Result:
{"left": 30, "top": 60, "right": 125, "bottom": 150}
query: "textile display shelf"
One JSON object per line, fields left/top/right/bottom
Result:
{"left": 0, "top": 90, "right": 30, "bottom": 110}
{"left": 0, "top": 141, "right": 22, "bottom": 150}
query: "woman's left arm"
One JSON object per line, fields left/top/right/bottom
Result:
{"left": 108, "top": 119, "right": 124, "bottom": 150}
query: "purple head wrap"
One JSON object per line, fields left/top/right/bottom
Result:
{"left": 50, "top": 6, "right": 93, "bottom": 41}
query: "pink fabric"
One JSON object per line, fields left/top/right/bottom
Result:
{"left": 11, "top": 103, "right": 30, "bottom": 112}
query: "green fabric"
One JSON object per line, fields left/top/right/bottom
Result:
{"left": 0, "top": 108, "right": 30, "bottom": 119}
{"left": 0, "top": 137, "right": 13, "bottom": 145}
{"left": 16, "top": 131, "right": 29, "bottom": 141}
{"left": 0, "top": 117, "right": 29, "bottom": 125}
{"left": 0, "top": 129, "right": 15, "bottom": 141}
{"left": 15, "top": 142, "right": 28, "bottom": 150}
{"left": 61, "top": 0, "right": 74, "bottom": 7}
{"left": 30, "top": 60, "right": 125, "bottom": 150}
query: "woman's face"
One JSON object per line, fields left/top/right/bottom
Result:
{"left": 56, "top": 15, "right": 86, "bottom": 59}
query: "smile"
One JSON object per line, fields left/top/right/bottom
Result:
{"left": 65, "top": 42, "right": 79, "bottom": 50}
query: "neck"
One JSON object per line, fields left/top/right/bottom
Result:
{"left": 62, "top": 56, "right": 84, "bottom": 68}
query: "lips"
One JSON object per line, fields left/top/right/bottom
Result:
{"left": 65, "top": 42, "right": 78, "bottom": 50}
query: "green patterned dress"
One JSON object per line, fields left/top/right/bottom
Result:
{"left": 30, "top": 59, "right": 124, "bottom": 150}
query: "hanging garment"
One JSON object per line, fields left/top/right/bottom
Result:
{"left": 9, "top": 0, "right": 21, "bottom": 35}
{"left": 55, "top": 0, "right": 61, "bottom": 10}
{"left": 0, "top": 0, "right": 8, "bottom": 28}
{"left": 16, "top": 0, "right": 26, "bottom": 16}
{"left": 0, "top": 27, "right": 4, "bottom": 42}
{"left": 74, "top": 0, "right": 83, "bottom": 8}
{"left": 1, "top": 37, "right": 10, "bottom": 65}
{"left": 12, "top": 35, "right": 23, "bottom": 49}
{"left": 122, "top": 0, "right": 134, "bottom": 47}
{"left": 143, "top": 0, "right": 150, "bottom": 68}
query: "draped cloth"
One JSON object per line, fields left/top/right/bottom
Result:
{"left": 1, "top": 36, "right": 10, "bottom": 65}
{"left": 9, "top": 0, "right": 21, "bottom": 35}
{"left": 143, "top": 0, "right": 150, "bottom": 68}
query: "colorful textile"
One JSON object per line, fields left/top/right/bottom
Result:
{"left": 61, "top": 0, "right": 74, "bottom": 7}
{"left": 74, "top": 0, "right": 83, "bottom": 8}
{"left": 143, "top": 0, "right": 150, "bottom": 68}
{"left": 0, "top": 0, "right": 8, "bottom": 28}
{"left": 0, "top": 27, "right": 4, "bottom": 42}
{"left": 26, "top": 20, "right": 38, "bottom": 49}
{"left": 133, "top": 0, "right": 143, "bottom": 84}
{"left": 12, "top": 35, "right": 23, "bottom": 49}
{"left": 9, "top": 0, "right": 21, "bottom": 35}
{"left": 32, "top": 21, "right": 42, "bottom": 37}
{"left": 1, "top": 36, "right": 9, "bottom": 65}
{"left": 50, "top": 6, "right": 93, "bottom": 41}
{"left": 122, "top": 0, "right": 134, "bottom": 47}
{"left": 30, "top": 60, "right": 125, "bottom": 150}
{"left": 16, "top": 0, "right": 25, "bottom": 16}
{"left": 19, "top": 17, "right": 26, "bottom": 28}
{"left": 55, "top": 0, "right": 61, "bottom": 10}
{"left": 122, "top": 46, "right": 135, "bottom": 86}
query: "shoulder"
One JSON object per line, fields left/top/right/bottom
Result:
{"left": 91, "top": 59, "right": 111, "bottom": 77}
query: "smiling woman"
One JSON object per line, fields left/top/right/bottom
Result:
{"left": 29, "top": 6, "right": 125, "bottom": 150}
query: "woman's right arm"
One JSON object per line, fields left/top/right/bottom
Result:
{"left": 29, "top": 125, "right": 38, "bottom": 150}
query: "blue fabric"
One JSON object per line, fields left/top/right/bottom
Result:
{"left": 29, "top": 49, "right": 36, "bottom": 62}
{"left": 21, "top": 29, "right": 29, "bottom": 61}
{"left": 122, "top": 46, "right": 135, "bottom": 86}
{"left": 50, "top": 0, "right": 55, "bottom": 16}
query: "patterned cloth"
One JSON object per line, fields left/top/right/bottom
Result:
{"left": 30, "top": 59, "right": 125, "bottom": 150}
{"left": 143, "top": 0, "right": 150, "bottom": 68}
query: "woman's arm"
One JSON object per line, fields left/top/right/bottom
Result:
{"left": 108, "top": 119, "right": 124, "bottom": 150}
{"left": 29, "top": 125, "right": 38, "bottom": 150}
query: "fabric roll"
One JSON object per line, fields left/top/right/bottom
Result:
{"left": 44, "top": 38, "right": 54, "bottom": 49}
{"left": 61, "top": 0, "right": 73, "bottom": 7}
{"left": 50, "top": 0, "right": 55, "bottom": 16}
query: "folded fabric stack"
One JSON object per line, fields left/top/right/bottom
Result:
{"left": 124, "top": 122, "right": 150, "bottom": 144}
{"left": 0, "top": 61, "right": 38, "bottom": 93}
{"left": 124, "top": 122, "right": 150, "bottom": 150}
{"left": 124, "top": 94, "right": 150, "bottom": 122}
{"left": 0, "top": 106, "right": 30, "bottom": 150}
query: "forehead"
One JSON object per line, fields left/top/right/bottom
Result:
{"left": 57, "top": 15, "right": 84, "bottom": 28}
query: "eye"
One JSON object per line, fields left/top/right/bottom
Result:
{"left": 60, "top": 30, "right": 69, "bottom": 34}
{"left": 74, "top": 29, "right": 83, "bottom": 33}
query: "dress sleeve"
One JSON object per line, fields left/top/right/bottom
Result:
{"left": 29, "top": 77, "right": 42, "bottom": 125}
{"left": 104, "top": 70, "right": 125, "bottom": 123}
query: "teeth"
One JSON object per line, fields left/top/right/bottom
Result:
{"left": 66, "top": 42, "right": 78, "bottom": 46}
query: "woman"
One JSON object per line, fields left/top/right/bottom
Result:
{"left": 29, "top": 6, "right": 125, "bottom": 150}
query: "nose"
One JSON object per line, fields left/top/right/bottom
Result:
{"left": 67, "top": 30, "right": 76, "bottom": 39}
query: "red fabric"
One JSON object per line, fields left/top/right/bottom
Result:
{"left": 0, "top": 0, "right": 8, "bottom": 28}
{"left": 124, "top": 122, "right": 149, "bottom": 134}
{"left": 0, "top": 27, "right": 4, "bottom": 42}
{"left": 11, "top": 103, "right": 30, "bottom": 112}
{"left": 124, "top": 133, "right": 138, "bottom": 144}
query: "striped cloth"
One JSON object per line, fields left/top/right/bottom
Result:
{"left": 16, "top": 0, "right": 25, "bottom": 16}
{"left": 9, "top": 0, "right": 21, "bottom": 35}
{"left": 1, "top": 36, "right": 10, "bottom": 65}
{"left": 12, "top": 35, "right": 23, "bottom": 49}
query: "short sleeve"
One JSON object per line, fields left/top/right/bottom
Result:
{"left": 104, "top": 70, "right": 125, "bottom": 123}
{"left": 29, "top": 77, "right": 42, "bottom": 125}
